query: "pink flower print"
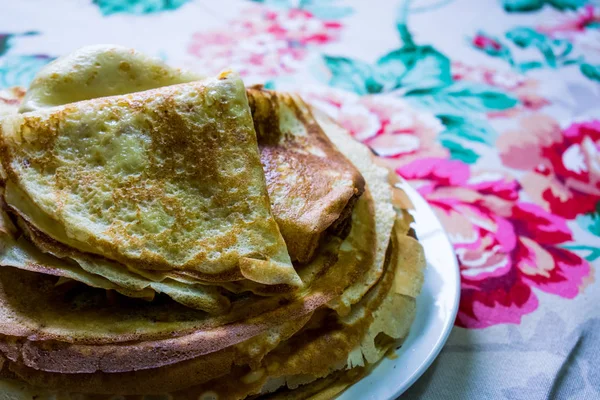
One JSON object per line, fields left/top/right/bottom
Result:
{"left": 472, "top": 34, "right": 503, "bottom": 51}
{"left": 538, "top": 5, "right": 600, "bottom": 35}
{"left": 299, "top": 86, "right": 447, "bottom": 172}
{"left": 187, "top": 5, "right": 342, "bottom": 80}
{"left": 452, "top": 62, "right": 550, "bottom": 116}
{"left": 398, "top": 158, "right": 590, "bottom": 328}
{"left": 499, "top": 115, "right": 600, "bottom": 219}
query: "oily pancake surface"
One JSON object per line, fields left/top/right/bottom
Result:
{"left": 0, "top": 73, "right": 299, "bottom": 287}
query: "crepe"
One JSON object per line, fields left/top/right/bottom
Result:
{"left": 13, "top": 46, "right": 365, "bottom": 266}
{"left": 0, "top": 217, "right": 423, "bottom": 399}
{"left": 1, "top": 72, "right": 300, "bottom": 291}
{"left": 248, "top": 88, "right": 364, "bottom": 263}
{"left": 0, "top": 46, "right": 426, "bottom": 400}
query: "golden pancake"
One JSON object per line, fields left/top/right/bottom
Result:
{"left": 1, "top": 73, "right": 300, "bottom": 290}
{"left": 313, "top": 110, "right": 399, "bottom": 316}
{"left": 12, "top": 46, "right": 365, "bottom": 266}
{"left": 0, "top": 186, "right": 374, "bottom": 377}
{"left": 0, "top": 220, "right": 400, "bottom": 397}
{"left": 0, "top": 46, "right": 426, "bottom": 400}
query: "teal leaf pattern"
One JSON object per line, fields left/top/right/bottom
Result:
{"left": 322, "top": 6, "right": 520, "bottom": 163}
{"left": 562, "top": 245, "right": 600, "bottom": 262}
{"left": 0, "top": 31, "right": 38, "bottom": 57}
{"left": 576, "top": 202, "right": 600, "bottom": 238}
{"left": 405, "top": 82, "right": 519, "bottom": 114}
{"left": 503, "top": 0, "right": 590, "bottom": 12}
{"left": 324, "top": 56, "right": 382, "bottom": 95}
{"left": 546, "top": 0, "right": 589, "bottom": 10}
{"left": 472, "top": 27, "right": 594, "bottom": 80}
{"left": 439, "top": 137, "right": 480, "bottom": 164}
{"left": 377, "top": 45, "right": 451, "bottom": 93}
{"left": 0, "top": 55, "right": 53, "bottom": 89}
{"left": 580, "top": 63, "right": 600, "bottom": 82}
{"left": 437, "top": 114, "right": 498, "bottom": 144}
{"left": 263, "top": 80, "right": 276, "bottom": 90}
{"left": 503, "top": 0, "right": 545, "bottom": 12}
{"left": 0, "top": 35, "right": 11, "bottom": 57}
{"left": 93, "top": 0, "right": 191, "bottom": 16}
{"left": 505, "top": 27, "right": 577, "bottom": 68}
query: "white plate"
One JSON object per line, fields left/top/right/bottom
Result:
{"left": 339, "top": 181, "right": 460, "bottom": 400}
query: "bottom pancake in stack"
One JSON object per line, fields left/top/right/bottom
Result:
{"left": 0, "top": 47, "right": 425, "bottom": 400}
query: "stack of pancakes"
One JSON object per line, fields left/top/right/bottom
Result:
{"left": 0, "top": 46, "right": 425, "bottom": 399}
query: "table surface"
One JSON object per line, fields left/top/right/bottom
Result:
{"left": 1, "top": 0, "right": 599, "bottom": 398}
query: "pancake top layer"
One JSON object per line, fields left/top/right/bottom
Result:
{"left": 0, "top": 72, "right": 300, "bottom": 286}
{"left": 20, "top": 44, "right": 201, "bottom": 112}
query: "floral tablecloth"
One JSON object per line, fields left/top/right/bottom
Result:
{"left": 1, "top": 0, "right": 599, "bottom": 398}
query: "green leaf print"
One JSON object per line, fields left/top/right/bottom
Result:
{"left": 319, "top": 0, "right": 519, "bottom": 163}
{"left": 93, "top": 0, "right": 191, "bottom": 16}
{"left": 562, "top": 245, "right": 600, "bottom": 262}
{"left": 439, "top": 137, "right": 480, "bottom": 164}
{"left": 503, "top": 0, "right": 545, "bottom": 12}
{"left": 377, "top": 45, "right": 451, "bottom": 93}
{"left": 473, "top": 28, "right": 586, "bottom": 74}
{"left": 546, "top": 0, "right": 589, "bottom": 10}
{"left": 406, "top": 82, "right": 519, "bottom": 114}
{"left": 576, "top": 202, "right": 600, "bottom": 238}
{"left": 0, "top": 32, "right": 38, "bottom": 57}
{"left": 0, "top": 35, "right": 11, "bottom": 57}
{"left": 324, "top": 56, "right": 382, "bottom": 95}
{"left": 505, "top": 27, "right": 576, "bottom": 69}
{"left": 503, "top": 0, "right": 590, "bottom": 12}
{"left": 438, "top": 114, "right": 498, "bottom": 144}
{"left": 580, "top": 63, "right": 600, "bottom": 82}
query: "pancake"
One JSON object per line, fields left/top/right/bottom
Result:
{"left": 247, "top": 88, "right": 364, "bottom": 262}
{"left": 0, "top": 207, "right": 422, "bottom": 398}
{"left": 0, "top": 201, "right": 155, "bottom": 301}
{"left": 0, "top": 114, "right": 385, "bottom": 380}
{"left": 0, "top": 185, "right": 375, "bottom": 376}
{"left": 19, "top": 44, "right": 201, "bottom": 112}
{"left": 1, "top": 72, "right": 300, "bottom": 290}
{"left": 0, "top": 46, "right": 426, "bottom": 400}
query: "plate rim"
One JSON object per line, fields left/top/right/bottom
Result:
{"left": 392, "top": 180, "right": 461, "bottom": 398}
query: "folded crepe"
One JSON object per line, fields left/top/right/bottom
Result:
{"left": 16, "top": 45, "right": 365, "bottom": 264}
{"left": 0, "top": 46, "right": 425, "bottom": 400}
{"left": 0, "top": 46, "right": 366, "bottom": 309}
{"left": 248, "top": 88, "right": 364, "bottom": 263}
